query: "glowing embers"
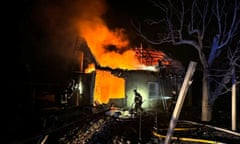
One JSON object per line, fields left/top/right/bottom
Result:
{"left": 93, "top": 70, "right": 125, "bottom": 104}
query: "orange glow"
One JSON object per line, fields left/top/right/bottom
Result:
{"left": 162, "top": 61, "right": 170, "bottom": 65}
{"left": 74, "top": 0, "right": 142, "bottom": 104}
{"left": 135, "top": 48, "right": 168, "bottom": 66}
{"left": 76, "top": 15, "right": 141, "bottom": 69}
{"left": 85, "top": 63, "right": 95, "bottom": 73}
{"left": 74, "top": 0, "right": 171, "bottom": 104}
{"left": 94, "top": 70, "right": 125, "bottom": 104}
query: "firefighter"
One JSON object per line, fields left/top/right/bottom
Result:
{"left": 133, "top": 89, "right": 143, "bottom": 113}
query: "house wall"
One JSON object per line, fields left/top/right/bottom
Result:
{"left": 83, "top": 69, "right": 192, "bottom": 112}
{"left": 71, "top": 72, "right": 95, "bottom": 107}
{"left": 125, "top": 71, "right": 165, "bottom": 112}
{"left": 125, "top": 71, "right": 152, "bottom": 110}
{"left": 125, "top": 71, "right": 191, "bottom": 112}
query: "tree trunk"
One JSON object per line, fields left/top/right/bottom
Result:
{"left": 201, "top": 72, "right": 212, "bottom": 121}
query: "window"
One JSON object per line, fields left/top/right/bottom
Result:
{"left": 148, "top": 82, "right": 159, "bottom": 98}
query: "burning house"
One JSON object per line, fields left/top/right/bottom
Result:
{"left": 45, "top": 0, "right": 191, "bottom": 112}
{"left": 68, "top": 37, "right": 192, "bottom": 112}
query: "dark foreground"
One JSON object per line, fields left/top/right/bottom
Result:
{"left": 7, "top": 105, "right": 240, "bottom": 144}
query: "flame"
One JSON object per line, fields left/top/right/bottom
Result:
{"left": 73, "top": 0, "right": 143, "bottom": 104}
{"left": 74, "top": 0, "right": 162, "bottom": 104}
{"left": 85, "top": 63, "right": 95, "bottom": 73}
{"left": 77, "top": 20, "right": 141, "bottom": 69}
{"left": 94, "top": 70, "right": 125, "bottom": 104}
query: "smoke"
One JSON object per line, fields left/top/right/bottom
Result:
{"left": 28, "top": 0, "right": 116, "bottom": 81}
{"left": 31, "top": 0, "right": 108, "bottom": 57}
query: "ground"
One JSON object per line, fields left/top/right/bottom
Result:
{"left": 7, "top": 105, "right": 240, "bottom": 144}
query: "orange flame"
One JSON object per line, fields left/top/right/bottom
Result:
{"left": 94, "top": 70, "right": 125, "bottom": 104}
{"left": 76, "top": 14, "right": 141, "bottom": 69}
{"left": 85, "top": 63, "right": 95, "bottom": 73}
{"left": 78, "top": 20, "right": 137, "bottom": 103}
{"left": 75, "top": 0, "right": 146, "bottom": 104}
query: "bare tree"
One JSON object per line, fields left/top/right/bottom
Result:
{"left": 209, "top": 41, "right": 240, "bottom": 103}
{"left": 135, "top": 0, "right": 240, "bottom": 121}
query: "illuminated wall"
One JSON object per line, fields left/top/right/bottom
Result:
{"left": 93, "top": 70, "right": 125, "bottom": 104}
{"left": 125, "top": 70, "right": 184, "bottom": 112}
{"left": 125, "top": 71, "right": 159, "bottom": 110}
{"left": 89, "top": 68, "right": 191, "bottom": 113}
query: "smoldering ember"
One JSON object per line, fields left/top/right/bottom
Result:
{"left": 6, "top": 0, "right": 240, "bottom": 143}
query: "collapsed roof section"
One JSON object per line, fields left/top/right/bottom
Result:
{"left": 72, "top": 37, "right": 184, "bottom": 76}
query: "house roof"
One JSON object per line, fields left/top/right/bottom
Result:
{"left": 76, "top": 37, "right": 184, "bottom": 76}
